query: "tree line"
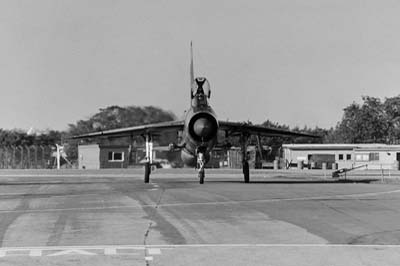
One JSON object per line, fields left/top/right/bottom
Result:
{"left": 0, "top": 95, "right": 399, "bottom": 162}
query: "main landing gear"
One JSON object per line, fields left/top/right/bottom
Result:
{"left": 243, "top": 161, "right": 249, "bottom": 183}
{"left": 144, "top": 134, "right": 153, "bottom": 183}
{"left": 144, "top": 161, "right": 151, "bottom": 183}
{"left": 241, "top": 133, "right": 250, "bottom": 183}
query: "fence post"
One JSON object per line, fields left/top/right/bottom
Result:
{"left": 40, "top": 146, "right": 45, "bottom": 169}
{"left": 0, "top": 147, "right": 3, "bottom": 169}
{"left": 26, "top": 146, "right": 30, "bottom": 169}
{"left": 20, "top": 146, "right": 24, "bottom": 169}
{"left": 3, "top": 147, "right": 7, "bottom": 169}
{"left": 33, "top": 146, "right": 38, "bottom": 169}
{"left": 6, "top": 147, "right": 10, "bottom": 169}
{"left": 12, "top": 146, "right": 15, "bottom": 169}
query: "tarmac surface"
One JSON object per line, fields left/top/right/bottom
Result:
{"left": 0, "top": 168, "right": 399, "bottom": 265}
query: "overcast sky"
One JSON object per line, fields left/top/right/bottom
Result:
{"left": 0, "top": 0, "right": 399, "bottom": 131}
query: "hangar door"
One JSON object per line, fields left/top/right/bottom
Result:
{"left": 308, "top": 154, "right": 335, "bottom": 169}
{"left": 78, "top": 144, "right": 100, "bottom": 169}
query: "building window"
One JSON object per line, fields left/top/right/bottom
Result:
{"left": 338, "top": 154, "right": 344, "bottom": 160}
{"left": 346, "top": 154, "right": 351, "bottom": 160}
{"left": 369, "top": 152, "right": 379, "bottom": 161}
{"left": 355, "top": 154, "right": 369, "bottom": 162}
{"left": 108, "top": 151, "right": 124, "bottom": 162}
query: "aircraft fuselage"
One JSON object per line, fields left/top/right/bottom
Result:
{"left": 180, "top": 78, "right": 219, "bottom": 167}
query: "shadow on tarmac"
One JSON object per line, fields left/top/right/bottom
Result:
{"left": 0, "top": 178, "right": 380, "bottom": 186}
{"left": 0, "top": 181, "right": 136, "bottom": 186}
{"left": 208, "top": 179, "right": 379, "bottom": 184}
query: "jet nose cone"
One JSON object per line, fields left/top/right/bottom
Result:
{"left": 193, "top": 118, "right": 213, "bottom": 138}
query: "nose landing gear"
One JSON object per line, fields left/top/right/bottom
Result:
{"left": 197, "top": 152, "right": 205, "bottom": 184}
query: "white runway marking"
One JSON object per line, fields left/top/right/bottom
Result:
{"left": 0, "top": 245, "right": 161, "bottom": 259}
{"left": 146, "top": 243, "right": 400, "bottom": 248}
{"left": 0, "top": 188, "right": 398, "bottom": 213}
{"left": 0, "top": 192, "right": 103, "bottom": 197}
{"left": 47, "top": 249, "right": 96, "bottom": 256}
{"left": 0, "top": 244, "right": 399, "bottom": 258}
{"left": 1, "top": 244, "right": 400, "bottom": 250}
{"left": 0, "top": 245, "right": 146, "bottom": 251}
{"left": 0, "top": 173, "right": 254, "bottom": 177}
{"left": 1, "top": 244, "right": 400, "bottom": 262}
{"left": 29, "top": 250, "right": 42, "bottom": 256}
{"left": 148, "top": 248, "right": 161, "bottom": 255}
{"left": 104, "top": 247, "right": 117, "bottom": 255}
{"left": 0, "top": 174, "right": 138, "bottom": 177}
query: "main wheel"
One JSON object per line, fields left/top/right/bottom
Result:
{"left": 199, "top": 169, "right": 205, "bottom": 184}
{"left": 243, "top": 161, "right": 250, "bottom": 183}
{"left": 144, "top": 162, "right": 151, "bottom": 183}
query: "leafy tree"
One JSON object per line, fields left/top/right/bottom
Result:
{"left": 67, "top": 105, "right": 176, "bottom": 136}
{"left": 383, "top": 95, "right": 400, "bottom": 143}
{"left": 334, "top": 96, "right": 390, "bottom": 143}
{"left": 0, "top": 129, "right": 62, "bottom": 146}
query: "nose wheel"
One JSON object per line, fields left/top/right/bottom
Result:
{"left": 197, "top": 152, "right": 206, "bottom": 184}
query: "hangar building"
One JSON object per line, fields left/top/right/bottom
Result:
{"left": 282, "top": 144, "right": 400, "bottom": 170}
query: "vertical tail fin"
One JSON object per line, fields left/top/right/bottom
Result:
{"left": 190, "top": 41, "right": 194, "bottom": 98}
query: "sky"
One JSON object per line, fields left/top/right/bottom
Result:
{"left": 0, "top": 0, "right": 400, "bottom": 131}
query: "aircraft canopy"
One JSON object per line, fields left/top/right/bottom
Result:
{"left": 191, "top": 77, "right": 211, "bottom": 98}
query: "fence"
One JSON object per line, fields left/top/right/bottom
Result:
{"left": 0, "top": 145, "right": 56, "bottom": 169}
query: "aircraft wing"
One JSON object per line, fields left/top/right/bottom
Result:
{"left": 218, "top": 121, "right": 320, "bottom": 138}
{"left": 72, "top": 120, "right": 185, "bottom": 139}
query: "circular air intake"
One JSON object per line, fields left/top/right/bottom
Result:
{"left": 188, "top": 113, "right": 218, "bottom": 142}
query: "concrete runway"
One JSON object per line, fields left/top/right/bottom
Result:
{"left": 0, "top": 168, "right": 399, "bottom": 265}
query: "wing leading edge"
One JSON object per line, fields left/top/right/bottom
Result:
{"left": 219, "top": 121, "right": 320, "bottom": 138}
{"left": 72, "top": 120, "right": 185, "bottom": 139}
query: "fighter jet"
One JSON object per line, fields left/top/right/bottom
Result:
{"left": 73, "top": 43, "right": 318, "bottom": 184}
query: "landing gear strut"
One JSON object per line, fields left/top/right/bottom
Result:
{"left": 143, "top": 133, "right": 153, "bottom": 183}
{"left": 197, "top": 152, "right": 206, "bottom": 184}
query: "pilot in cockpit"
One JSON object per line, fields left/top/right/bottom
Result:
{"left": 191, "top": 77, "right": 211, "bottom": 107}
